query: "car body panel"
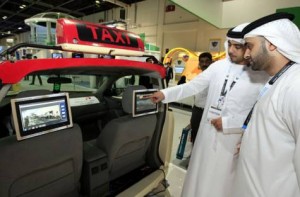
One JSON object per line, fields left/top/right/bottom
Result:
{"left": 0, "top": 18, "right": 175, "bottom": 197}
{"left": 0, "top": 58, "right": 166, "bottom": 84}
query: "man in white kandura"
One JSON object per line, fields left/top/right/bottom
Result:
{"left": 150, "top": 24, "right": 268, "bottom": 197}
{"left": 233, "top": 12, "right": 300, "bottom": 197}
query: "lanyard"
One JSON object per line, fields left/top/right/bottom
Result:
{"left": 242, "top": 61, "right": 295, "bottom": 131}
{"left": 217, "top": 67, "right": 244, "bottom": 109}
{"left": 220, "top": 66, "right": 244, "bottom": 97}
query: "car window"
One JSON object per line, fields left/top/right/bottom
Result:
{"left": 109, "top": 75, "right": 159, "bottom": 98}
{"left": 7, "top": 74, "right": 104, "bottom": 96}
{"left": 110, "top": 75, "right": 138, "bottom": 97}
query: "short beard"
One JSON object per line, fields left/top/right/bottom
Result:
{"left": 251, "top": 38, "right": 269, "bottom": 71}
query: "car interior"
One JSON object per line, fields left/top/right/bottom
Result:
{"left": 0, "top": 64, "right": 169, "bottom": 197}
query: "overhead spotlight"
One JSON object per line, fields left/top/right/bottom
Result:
{"left": 6, "top": 38, "right": 14, "bottom": 43}
{"left": 18, "top": 27, "right": 22, "bottom": 30}
{"left": 95, "top": 0, "right": 100, "bottom": 4}
{"left": 2, "top": 16, "right": 7, "bottom": 19}
{"left": 19, "top": 4, "right": 26, "bottom": 9}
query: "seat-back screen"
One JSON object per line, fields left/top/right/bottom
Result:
{"left": 11, "top": 93, "right": 73, "bottom": 141}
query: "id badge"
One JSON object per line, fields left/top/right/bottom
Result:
{"left": 217, "top": 96, "right": 226, "bottom": 109}
{"left": 207, "top": 105, "right": 222, "bottom": 120}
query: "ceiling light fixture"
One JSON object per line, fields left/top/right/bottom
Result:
{"left": 2, "top": 16, "right": 7, "bottom": 19}
{"left": 19, "top": 4, "right": 26, "bottom": 9}
{"left": 18, "top": 27, "right": 22, "bottom": 30}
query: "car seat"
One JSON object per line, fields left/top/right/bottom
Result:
{"left": 96, "top": 85, "right": 157, "bottom": 180}
{"left": 0, "top": 90, "right": 83, "bottom": 197}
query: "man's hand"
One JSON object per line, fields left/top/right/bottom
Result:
{"left": 234, "top": 134, "right": 244, "bottom": 155}
{"left": 211, "top": 117, "right": 223, "bottom": 131}
{"left": 234, "top": 142, "right": 241, "bottom": 156}
{"left": 149, "top": 91, "right": 165, "bottom": 103}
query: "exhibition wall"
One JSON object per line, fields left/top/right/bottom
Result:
{"left": 172, "top": 0, "right": 300, "bottom": 28}
{"left": 1, "top": 0, "right": 298, "bottom": 57}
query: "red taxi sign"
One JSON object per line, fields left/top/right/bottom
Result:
{"left": 56, "top": 19, "right": 145, "bottom": 56}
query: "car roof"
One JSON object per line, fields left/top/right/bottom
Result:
{"left": 0, "top": 58, "right": 166, "bottom": 84}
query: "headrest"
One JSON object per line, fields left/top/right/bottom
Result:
{"left": 122, "top": 85, "right": 146, "bottom": 114}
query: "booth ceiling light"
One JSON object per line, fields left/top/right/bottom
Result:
{"left": 2, "top": 16, "right": 7, "bottom": 20}
{"left": 19, "top": 4, "right": 27, "bottom": 9}
{"left": 105, "top": 0, "right": 129, "bottom": 8}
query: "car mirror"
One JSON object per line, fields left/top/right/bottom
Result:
{"left": 47, "top": 77, "right": 72, "bottom": 84}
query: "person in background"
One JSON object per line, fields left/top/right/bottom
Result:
{"left": 30, "top": 56, "right": 43, "bottom": 85}
{"left": 146, "top": 57, "right": 154, "bottom": 64}
{"left": 139, "top": 57, "right": 155, "bottom": 88}
{"left": 177, "top": 75, "right": 186, "bottom": 85}
{"left": 233, "top": 12, "right": 300, "bottom": 197}
{"left": 165, "top": 62, "right": 173, "bottom": 87}
{"left": 150, "top": 23, "right": 268, "bottom": 197}
{"left": 22, "top": 56, "right": 30, "bottom": 81}
{"left": 139, "top": 76, "right": 153, "bottom": 89}
{"left": 9, "top": 53, "right": 16, "bottom": 62}
{"left": 190, "top": 52, "right": 212, "bottom": 144}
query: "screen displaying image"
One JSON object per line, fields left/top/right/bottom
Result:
{"left": 100, "top": 54, "right": 115, "bottom": 59}
{"left": 11, "top": 93, "right": 73, "bottom": 141}
{"left": 133, "top": 89, "right": 158, "bottom": 117}
{"left": 52, "top": 53, "right": 63, "bottom": 58}
{"left": 72, "top": 52, "right": 84, "bottom": 58}
{"left": 20, "top": 99, "right": 67, "bottom": 132}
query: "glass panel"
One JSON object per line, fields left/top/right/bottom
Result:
{"left": 110, "top": 75, "right": 136, "bottom": 97}
{"left": 7, "top": 75, "right": 102, "bottom": 96}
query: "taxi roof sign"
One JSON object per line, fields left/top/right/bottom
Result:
{"left": 56, "top": 19, "right": 145, "bottom": 56}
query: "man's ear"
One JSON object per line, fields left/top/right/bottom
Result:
{"left": 268, "top": 42, "right": 277, "bottom": 51}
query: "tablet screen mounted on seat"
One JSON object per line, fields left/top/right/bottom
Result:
{"left": 11, "top": 93, "right": 73, "bottom": 141}
{"left": 132, "top": 89, "right": 158, "bottom": 117}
